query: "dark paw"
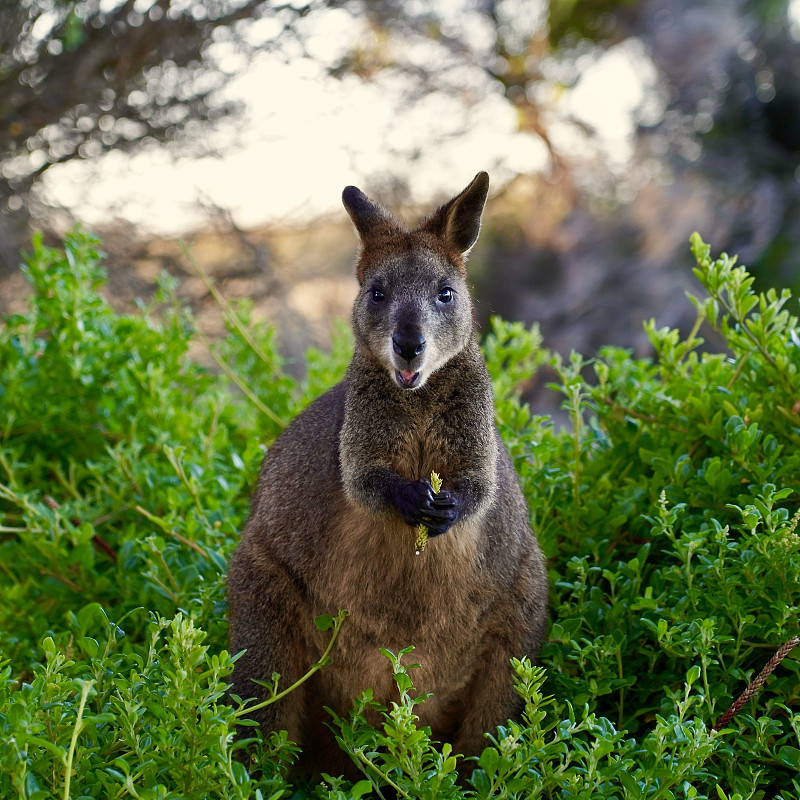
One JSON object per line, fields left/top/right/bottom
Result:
{"left": 420, "top": 488, "right": 459, "bottom": 536}
{"left": 394, "top": 479, "right": 460, "bottom": 535}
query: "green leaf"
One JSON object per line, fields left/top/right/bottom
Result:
{"left": 478, "top": 747, "right": 499, "bottom": 777}
{"left": 777, "top": 745, "right": 800, "bottom": 769}
{"left": 314, "top": 614, "right": 334, "bottom": 631}
{"left": 78, "top": 636, "right": 99, "bottom": 658}
{"left": 351, "top": 779, "right": 373, "bottom": 799}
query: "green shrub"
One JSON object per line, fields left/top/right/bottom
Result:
{"left": 0, "top": 229, "right": 797, "bottom": 798}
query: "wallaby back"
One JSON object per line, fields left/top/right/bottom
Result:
{"left": 228, "top": 172, "right": 548, "bottom": 778}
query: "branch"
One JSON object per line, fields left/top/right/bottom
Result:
{"left": 235, "top": 609, "right": 348, "bottom": 718}
{"left": 712, "top": 635, "right": 800, "bottom": 731}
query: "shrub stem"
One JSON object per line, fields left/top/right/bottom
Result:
{"left": 63, "top": 680, "right": 92, "bottom": 800}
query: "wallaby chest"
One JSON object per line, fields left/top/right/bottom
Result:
{"left": 306, "top": 510, "right": 493, "bottom": 714}
{"left": 308, "top": 497, "right": 488, "bottom": 624}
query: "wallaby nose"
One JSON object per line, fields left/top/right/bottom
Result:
{"left": 392, "top": 330, "right": 426, "bottom": 363}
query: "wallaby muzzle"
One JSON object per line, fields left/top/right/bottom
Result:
{"left": 391, "top": 325, "right": 426, "bottom": 388}
{"left": 392, "top": 328, "right": 426, "bottom": 363}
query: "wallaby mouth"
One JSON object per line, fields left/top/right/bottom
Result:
{"left": 396, "top": 369, "right": 421, "bottom": 389}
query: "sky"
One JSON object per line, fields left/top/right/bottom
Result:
{"left": 40, "top": 16, "right": 663, "bottom": 236}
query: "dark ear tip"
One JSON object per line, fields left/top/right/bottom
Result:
{"left": 342, "top": 185, "right": 363, "bottom": 207}
{"left": 473, "top": 171, "right": 490, "bottom": 194}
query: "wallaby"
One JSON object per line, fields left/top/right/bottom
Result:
{"left": 228, "top": 172, "right": 548, "bottom": 777}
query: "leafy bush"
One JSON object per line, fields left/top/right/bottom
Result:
{"left": 0, "top": 229, "right": 798, "bottom": 798}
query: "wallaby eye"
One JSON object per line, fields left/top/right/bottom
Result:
{"left": 370, "top": 287, "right": 385, "bottom": 303}
{"left": 437, "top": 287, "right": 453, "bottom": 303}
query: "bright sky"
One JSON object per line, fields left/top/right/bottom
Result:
{"left": 41, "top": 24, "right": 660, "bottom": 235}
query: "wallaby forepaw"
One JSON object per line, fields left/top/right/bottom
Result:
{"left": 423, "top": 489, "right": 459, "bottom": 536}
{"left": 394, "top": 479, "right": 459, "bottom": 534}
{"left": 394, "top": 479, "right": 435, "bottom": 526}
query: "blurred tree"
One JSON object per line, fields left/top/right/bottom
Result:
{"left": 306, "top": 0, "right": 800, "bottom": 370}
{"left": 3, "top": 0, "right": 263, "bottom": 196}
{"left": 327, "top": 0, "right": 799, "bottom": 202}
{"left": 0, "top": 0, "right": 347, "bottom": 269}
{"left": 0, "top": 0, "right": 647, "bottom": 222}
{"left": 3, "top": 0, "right": 800, "bottom": 300}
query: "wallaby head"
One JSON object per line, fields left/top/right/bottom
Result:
{"left": 342, "top": 171, "right": 489, "bottom": 390}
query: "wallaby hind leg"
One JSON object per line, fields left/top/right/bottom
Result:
{"left": 447, "top": 637, "right": 526, "bottom": 758}
{"left": 228, "top": 547, "right": 309, "bottom": 745}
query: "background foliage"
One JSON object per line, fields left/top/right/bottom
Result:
{"left": 1, "top": 229, "right": 799, "bottom": 798}
{"left": 6, "top": 0, "right": 800, "bottom": 301}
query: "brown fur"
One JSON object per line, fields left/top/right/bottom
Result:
{"left": 227, "top": 172, "right": 548, "bottom": 778}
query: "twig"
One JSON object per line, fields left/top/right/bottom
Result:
{"left": 134, "top": 504, "right": 209, "bottom": 559}
{"left": 178, "top": 240, "right": 287, "bottom": 428}
{"left": 235, "top": 610, "right": 348, "bottom": 718}
{"left": 725, "top": 352, "right": 750, "bottom": 391}
{"left": 40, "top": 569, "right": 82, "bottom": 593}
{"left": 354, "top": 748, "right": 412, "bottom": 800}
{"left": 194, "top": 324, "right": 287, "bottom": 428}
{"left": 44, "top": 495, "right": 118, "bottom": 562}
{"left": 163, "top": 445, "right": 209, "bottom": 523}
{"left": 64, "top": 680, "right": 92, "bottom": 800}
{"left": 179, "top": 240, "right": 277, "bottom": 370}
{"left": 712, "top": 635, "right": 800, "bottom": 731}
{"left": 600, "top": 397, "right": 690, "bottom": 435}
{"left": 91, "top": 534, "right": 118, "bottom": 563}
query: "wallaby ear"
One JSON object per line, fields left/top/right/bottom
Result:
{"left": 342, "top": 185, "right": 401, "bottom": 242}
{"left": 420, "top": 171, "right": 490, "bottom": 257}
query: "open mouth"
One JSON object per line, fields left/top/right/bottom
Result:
{"left": 396, "top": 369, "right": 421, "bottom": 389}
